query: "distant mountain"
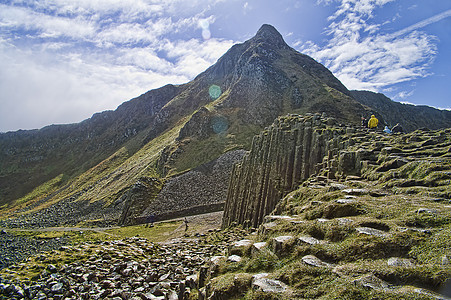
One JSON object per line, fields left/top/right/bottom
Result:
{"left": 0, "top": 84, "right": 180, "bottom": 205}
{"left": 351, "top": 90, "right": 451, "bottom": 132}
{"left": 1, "top": 24, "right": 450, "bottom": 226}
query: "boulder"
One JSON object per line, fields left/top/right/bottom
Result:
{"left": 342, "top": 188, "right": 368, "bottom": 195}
{"left": 227, "top": 255, "right": 242, "bottom": 263}
{"left": 356, "top": 226, "right": 390, "bottom": 238}
{"left": 251, "top": 242, "right": 268, "bottom": 256}
{"left": 301, "top": 255, "right": 333, "bottom": 268}
{"left": 387, "top": 257, "right": 415, "bottom": 267}
{"left": 228, "top": 239, "right": 252, "bottom": 256}
{"left": 270, "top": 236, "right": 294, "bottom": 255}
{"left": 252, "top": 277, "right": 288, "bottom": 293}
{"left": 353, "top": 274, "right": 391, "bottom": 291}
{"left": 298, "top": 235, "right": 326, "bottom": 245}
{"left": 264, "top": 215, "right": 294, "bottom": 223}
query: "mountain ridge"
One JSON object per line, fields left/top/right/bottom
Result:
{"left": 1, "top": 24, "right": 450, "bottom": 226}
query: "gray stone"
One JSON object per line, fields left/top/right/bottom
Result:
{"left": 271, "top": 235, "right": 294, "bottom": 254}
{"left": 301, "top": 255, "right": 333, "bottom": 268}
{"left": 51, "top": 282, "right": 64, "bottom": 294}
{"left": 252, "top": 273, "right": 269, "bottom": 280}
{"left": 259, "top": 222, "right": 278, "bottom": 235}
{"left": 387, "top": 257, "right": 415, "bottom": 267}
{"left": 290, "top": 220, "right": 305, "bottom": 225}
{"left": 227, "top": 255, "right": 242, "bottom": 263}
{"left": 356, "top": 226, "right": 390, "bottom": 237}
{"left": 329, "top": 183, "right": 348, "bottom": 190}
{"left": 251, "top": 242, "right": 267, "bottom": 255}
{"left": 122, "top": 268, "right": 133, "bottom": 277}
{"left": 185, "top": 274, "right": 197, "bottom": 289}
{"left": 414, "top": 288, "right": 449, "bottom": 300}
{"left": 298, "top": 235, "right": 325, "bottom": 245}
{"left": 336, "top": 198, "right": 355, "bottom": 204}
{"left": 229, "top": 239, "right": 252, "bottom": 255}
{"left": 337, "top": 218, "right": 353, "bottom": 225}
{"left": 354, "top": 274, "right": 391, "bottom": 291}
{"left": 252, "top": 277, "right": 288, "bottom": 293}
{"left": 417, "top": 208, "right": 439, "bottom": 214}
{"left": 158, "top": 273, "right": 170, "bottom": 282}
{"left": 342, "top": 188, "right": 368, "bottom": 195}
{"left": 316, "top": 218, "right": 330, "bottom": 223}
{"left": 264, "top": 215, "right": 294, "bottom": 223}
{"left": 166, "top": 290, "right": 178, "bottom": 300}
{"left": 210, "top": 256, "right": 226, "bottom": 265}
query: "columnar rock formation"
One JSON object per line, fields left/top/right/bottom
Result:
{"left": 222, "top": 113, "right": 347, "bottom": 228}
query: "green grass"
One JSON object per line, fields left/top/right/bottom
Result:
{"left": 1, "top": 174, "right": 64, "bottom": 217}
{"left": 410, "top": 223, "right": 451, "bottom": 265}
{"left": 105, "top": 221, "right": 183, "bottom": 242}
{"left": 1, "top": 119, "right": 187, "bottom": 217}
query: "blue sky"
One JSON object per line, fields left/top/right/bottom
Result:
{"left": 0, "top": 0, "right": 450, "bottom": 132}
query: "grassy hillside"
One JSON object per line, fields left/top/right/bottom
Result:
{"left": 0, "top": 118, "right": 188, "bottom": 219}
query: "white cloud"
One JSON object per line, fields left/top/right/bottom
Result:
{"left": 395, "top": 90, "right": 414, "bottom": 100}
{"left": 0, "top": 0, "right": 236, "bottom": 131}
{"left": 300, "top": 0, "right": 440, "bottom": 93}
{"left": 0, "top": 4, "right": 96, "bottom": 39}
{"left": 0, "top": 40, "right": 191, "bottom": 132}
{"left": 163, "top": 38, "right": 235, "bottom": 78}
{"left": 390, "top": 9, "right": 451, "bottom": 38}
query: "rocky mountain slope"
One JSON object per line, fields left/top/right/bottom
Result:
{"left": 0, "top": 84, "right": 181, "bottom": 205}
{"left": 1, "top": 24, "right": 450, "bottom": 228}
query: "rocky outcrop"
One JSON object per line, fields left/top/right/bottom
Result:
{"left": 223, "top": 110, "right": 451, "bottom": 232}
{"left": 223, "top": 111, "right": 449, "bottom": 229}
{"left": 222, "top": 113, "right": 349, "bottom": 228}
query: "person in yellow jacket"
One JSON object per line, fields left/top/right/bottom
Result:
{"left": 368, "top": 115, "right": 379, "bottom": 129}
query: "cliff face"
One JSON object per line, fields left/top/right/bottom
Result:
{"left": 222, "top": 113, "right": 348, "bottom": 228}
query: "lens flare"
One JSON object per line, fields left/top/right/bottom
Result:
{"left": 198, "top": 19, "right": 209, "bottom": 30}
{"left": 198, "top": 19, "right": 211, "bottom": 40}
{"left": 211, "top": 115, "right": 229, "bottom": 134}
{"left": 202, "top": 29, "right": 211, "bottom": 40}
{"left": 209, "top": 85, "right": 222, "bottom": 100}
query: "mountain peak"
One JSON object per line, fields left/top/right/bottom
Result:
{"left": 251, "top": 24, "right": 290, "bottom": 49}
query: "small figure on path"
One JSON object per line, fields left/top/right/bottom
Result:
{"left": 184, "top": 217, "right": 189, "bottom": 232}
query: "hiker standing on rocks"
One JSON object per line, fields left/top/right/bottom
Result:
{"left": 368, "top": 115, "right": 379, "bottom": 129}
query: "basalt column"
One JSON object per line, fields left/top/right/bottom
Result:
{"left": 222, "top": 114, "right": 339, "bottom": 228}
